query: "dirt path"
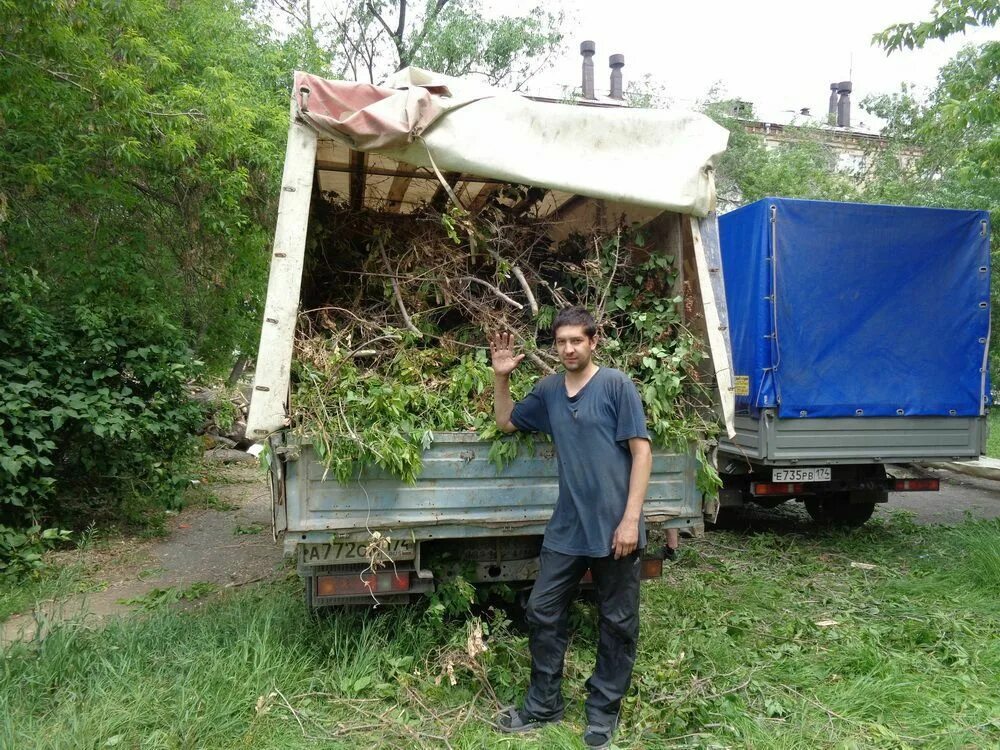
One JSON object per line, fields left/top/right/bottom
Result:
{"left": 2, "top": 465, "right": 283, "bottom": 645}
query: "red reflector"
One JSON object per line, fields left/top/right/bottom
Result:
{"left": 752, "top": 482, "right": 806, "bottom": 496}
{"left": 890, "top": 478, "right": 940, "bottom": 492}
{"left": 316, "top": 571, "right": 410, "bottom": 597}
{"left": 641, "top": 558, "right": 663, "bottom": 579}
{"left": 580, "top": 558, "right": 662, "bottom": 583}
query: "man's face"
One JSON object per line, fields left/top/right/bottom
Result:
{"left": 554, "top": 324, "right": 596, "bottom": 372}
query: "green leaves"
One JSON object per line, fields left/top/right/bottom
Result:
{"left": 0, "top": 524, "right": 72, "bottom": 578}
{"left": 873, "top": 0, "right": 1000, "bottom": 53}
{"left": 0, "top": 270, "right": 202, "bottom": 554}
{"left": 0, "top": 0, "right": 306, "bottom": 369}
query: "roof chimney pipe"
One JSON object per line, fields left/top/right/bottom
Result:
{"left": 609, "top": 53, "right": 625, "bottom": 100}
{"left": 828, "top": 82, "right": 839, "bottom": 124}
{"left": 836, "top": 80, "right": 852, "bottom": 128}
{"left": 580, "top": 40, "right": 596, "bottom": 100}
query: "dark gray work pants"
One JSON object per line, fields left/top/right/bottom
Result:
{"left": 521, "top": 546, "right": 641, "bottom": 727}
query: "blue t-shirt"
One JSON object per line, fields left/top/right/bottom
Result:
{"left": 511, "top": 366, "right": 650, "bottom": 557}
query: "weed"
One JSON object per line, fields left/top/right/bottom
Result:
{"left": 137, "top": 567, "right": 166, "bottom": 582}
{"left": 234, "top": 524, "right": 266, "bottom": 536}
{"left": 184, "top": 482, "right": 237, "bottom": 512}
{"left": 76, "top": 523, "right": 99, "bottom": 552}
{"left": 118, "top": 582, "right": 218, "bottom": 610}
{"left": 986, "top": 410, "right": 1000, "bottom": 458}
{"left": 0, "top": 562, "right": 90, "bottom": 622}
{"left": 0, "top": 525, "right": 72, "bottom": 578}
{"left": 425, "top": 574, "right": 476, "bottom": 623}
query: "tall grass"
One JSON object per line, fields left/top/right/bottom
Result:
{"left": 986, "top": 410, "right": 1000, "bottom": 458}
{"left": 2, "top": 517, "right": 999, "bottom": 748}
{"left": 0, "top": 562, "right": 92, "bottom": 622}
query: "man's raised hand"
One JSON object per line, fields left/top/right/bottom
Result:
{"left": 490, "top": 332, "right": 525, "bottom": 376}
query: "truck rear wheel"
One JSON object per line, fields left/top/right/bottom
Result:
{"left": 804, "top": 493, "right": 876, "bottom": 527}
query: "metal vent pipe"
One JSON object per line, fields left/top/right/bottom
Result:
{"left": 836, "top": 80, "right": 852, "bottom": 127}
{"left": 609, "top": 53, "right": 625, "bottom": 99}
{"left": 581, "top": 40, "right": 596, "bottom": 99}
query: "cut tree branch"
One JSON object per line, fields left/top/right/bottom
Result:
{"left": 526, "top": 351, "right": 555, "bottom": 375}
{"left": 378, "top": 241, "right": 422, "bottom": 337}
{"left": 484, "top": 246, "right": 538, "bottom": 316}
{"left": 451, "top": 277, "right": 523, "bottom": 310}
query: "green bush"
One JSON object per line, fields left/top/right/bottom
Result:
{"left": 0, "top": 270, "right": 202, "bottom": 535}
{"left": 0, "top": 524, "right": 72, "bottom": 578}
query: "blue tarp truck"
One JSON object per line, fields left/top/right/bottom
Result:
{"left": 717, "top": 198, "right": 991, "bottom": 525}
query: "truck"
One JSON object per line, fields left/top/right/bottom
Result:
{"left": 246, "top": 68, "right": 737, "bottom": 610}
{"left": 717, "top": 197, "right": 991, "bottom": 524}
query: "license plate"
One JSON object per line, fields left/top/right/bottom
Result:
{"left": 773, "top": 467, "right": 831, "bottom": 483}
{"left": 301, "top": 538, "right": 415, "bottom": 565}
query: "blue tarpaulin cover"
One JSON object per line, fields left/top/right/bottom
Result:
{"left": 719, "top": 198, "right": 990, "bottom": 419}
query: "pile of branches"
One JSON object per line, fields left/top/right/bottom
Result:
{"left": 292, "top": 191, "right": 719, "bottom": 486}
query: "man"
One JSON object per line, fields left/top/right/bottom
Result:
{"left": 491, "top": 306, "right": 652, "bottom": 750}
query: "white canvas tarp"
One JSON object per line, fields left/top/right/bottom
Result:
{"left": 295, "top": 68, "right": 729, "bottom": 216}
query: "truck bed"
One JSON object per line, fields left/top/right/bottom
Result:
{"left": 279, "top": 432, "right": 703, "bottom": 555}
{"left": 720, "top": 412, "right": 986, "bottom": 466}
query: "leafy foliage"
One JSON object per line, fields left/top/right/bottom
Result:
{"left": 0, "top": 525, "right": 72, "bottom": 579}
{"left": 0, "top": 0, "right": 310, "bottom": 367}
{"left": 0, "top": 270, "right": 202, "bottom": 536}
{"left": 704, "top": 102, "right": 861, "bottom": 208}
{"left": 411, "top": 4, "right": 563, "bottom": 87}
{"left": 298, "top": 345, "right": 516, "bottom": 484}
{"left": 874, "top": 0, "right": 1000, "bottom": 52}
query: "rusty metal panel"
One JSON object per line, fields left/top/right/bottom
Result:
{"left": 283, "top": 432, "right": 702, "bottom": 550}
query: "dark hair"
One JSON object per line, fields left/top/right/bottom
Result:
{"left": 552, "top": 306, "right": 597, "bottom": 338}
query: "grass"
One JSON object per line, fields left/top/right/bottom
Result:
{"left": 1, "top": 517, "right": 999, "bottom": 748}
{"left": 0, "top": 563, "right": 94, "bottom": 623}
{"left": 986, "top": 410, "right": 1000, "bottom": 458}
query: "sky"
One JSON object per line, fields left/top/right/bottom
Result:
{"left": 504, "top": 0, "right": 1000, "bottom": 127}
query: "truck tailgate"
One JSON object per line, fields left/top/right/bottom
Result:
{"left": 721, "top": 413, "right": 985, "bottom": 466}
{"left": 281, "top": 432, "right": 702, "bottom": 554}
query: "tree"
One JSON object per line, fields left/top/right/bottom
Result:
{"left": 873, "top": 0, "right": 1000, "bottom": 51}
{"left": 0, "top": 0, "right": 313, "bottom": 368}
{"left": 0, "top": 0, "right": 319, "bottom": 530}
{"left": 869, "top": 2, "right": 999, "bottom": 377}
{"left": 703, "top": 101, "right": 861, "bottom": 209}
{"left": 273, "top": 0, "right": 564, "bottom": 87}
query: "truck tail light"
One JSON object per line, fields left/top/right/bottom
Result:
{"left": 316, "top": 571, "right": 410, "bottom": 597}
{"left": 640, "top": 557, "right": 663, "bottom": 579}
{"left": 752, "top": 482, "right": 807, "bottom": 496}
{"left": 889, "top": 478, "right": 940, "bottom": 492}
{"left": 579, "top": 557, "right": 663, "bottom": 584}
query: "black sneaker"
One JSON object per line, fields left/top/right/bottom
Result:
{"left": 496, "top": 705, "right": 563, "bottom": 734}
{"left": 583, "top": 718, "right": 618, "bottom": 748}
